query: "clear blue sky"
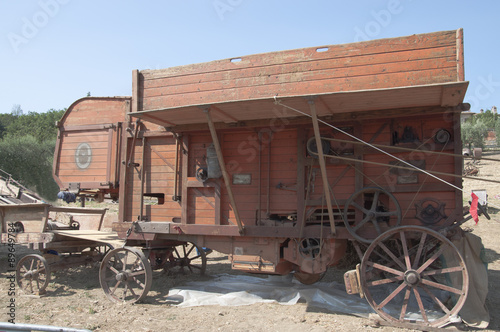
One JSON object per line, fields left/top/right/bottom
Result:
{"left": 0, "top": 0, "right": 498, "bottom": 114}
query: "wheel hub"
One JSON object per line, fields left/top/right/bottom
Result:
{"left": 116, "top": 271, "right": 129, "bottom": 282}
{"left": 404, "top": 270, "right": 421, "bottom": 286}
{"left": 179, "top": 258, "right": 189, "bottom": 267}
{"left": 24, "top": 270, "right": 37, "bottom": 279}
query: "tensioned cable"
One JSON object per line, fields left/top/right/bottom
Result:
{"left": 274, "top": 97, "right": 500, "bottom": 212}
{"left": 274, "top": 97, "right": 462, "bottom": 191}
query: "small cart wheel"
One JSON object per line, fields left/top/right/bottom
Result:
{"left": 99, "top": 247, "right": 152, "bottom": 303}
{"left": 344, "top": 187, "right": 402, "bottom": 243}
{"left": 16, "top": 254, "right": 51, "bottom": 295}
{"left": 360, "top": 226, "right": 468, "bottom": 327}
{"left": 163, "top": 242, "right": 207, "bottom": 276}
{"left": 294, "top": 271, "right": 326, "bottom": 285}
{"left": 93, "top": 243, "right": 115, "bottom": 260}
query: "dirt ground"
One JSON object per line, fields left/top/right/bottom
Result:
{"left": 1, "top": 153, "right": 500, "bottom": 332}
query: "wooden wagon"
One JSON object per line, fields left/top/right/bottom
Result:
{"left": 1, "top": 169, "right": 120, "bottom": 295}
{"left": 52, "top": 29, "right": 490, "bottom": 327}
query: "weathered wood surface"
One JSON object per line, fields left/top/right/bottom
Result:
{"left": 51, "top": 230, "right": 124, "bottom": 248}
{"left": 118, "top": 112, "right": 461, "bottom": 228}
{"left": 53, "top": 97, "right": 130, "bottom": 190}
{"left": 132, "top": 30, "right": 467, "bottom": 127}
{"left": 58, "top": 97, "right": 129, "bottom": 127}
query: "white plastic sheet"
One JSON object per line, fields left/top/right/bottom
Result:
{"left": 164, "top": 274, "right": 373, "bottom": 318}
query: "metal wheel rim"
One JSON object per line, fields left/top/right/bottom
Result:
{"left": 163, "top": 242, "right": 207, "bottom": 276}
{"left": 360, "top": 226, "right": 469, "bottom": 327}
{"left": 99, "top": 246, "right": 152, "bottom": 303}
{"left": 344, "top": 187, "right": 402, "bottom": 243}
{"left": 16, "top": 254, "right": 50, "bottom": 294}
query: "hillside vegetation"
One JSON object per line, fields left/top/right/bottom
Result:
{"left": 0, "top": 108, "right": 65, "bottom": 201}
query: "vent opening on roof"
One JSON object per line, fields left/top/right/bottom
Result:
{"left": 316, "top": 47, "right": 329, "bottom": 52}
{"left": 230, "top": 58, "right": 242, "bottom": 63}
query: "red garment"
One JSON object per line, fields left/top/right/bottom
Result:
{"left": 469, "top": 192, "right": 479, "bottom": 224}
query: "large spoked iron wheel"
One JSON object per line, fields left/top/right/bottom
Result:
{"left": 163, "top": 242, "right": 207, "bottom": 276}
{"left": 16, "top": 254, "right": 51, "bottom": 295}
{"left": 99, "top": 247, "right": 152, "bottom": 303}
{"left": 360, "top": 226, "right": 468, "bottom": 327}
{"left": 344, "top": 187, "right": 402, "bottom": 243}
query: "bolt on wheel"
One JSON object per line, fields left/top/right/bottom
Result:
{"left": 99, "top": 247, "right": 152, "bottom": 303}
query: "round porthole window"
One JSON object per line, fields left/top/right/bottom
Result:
{"left": 75, "top": 142, "right": 92, "bottom": 169}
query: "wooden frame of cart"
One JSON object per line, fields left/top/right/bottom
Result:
{"left": 1, "top": 169, "right": 120, "bottom": 295}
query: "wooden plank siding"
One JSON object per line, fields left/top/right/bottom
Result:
{"left": 136, "top": 30, "right": 463, "bottom": 115}
{"left": 220, "top": 129, "right": 298, "bottom": 225}
{"left": 53, "top": 97, "right": 130, "bottom": 190}
{"left": 123, "top": 135, "right": 182, "bottom": 222}
{"left": 128, "top": 107, "right": 461, "bottom": 229}
{"left": 58, "top": 97, "right": 129, "bottom": 127}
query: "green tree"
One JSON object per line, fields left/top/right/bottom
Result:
{"left": 4, "top": 109, "right": 65, "bottom": 142}
{"left": 474, "top": 109, "right": 497, "bottom": 129}
{"left": 0, "top": 113, "right": 15, "bottom": 139}
{"left": 461, "top": 120, "right": 488, "bottom": 149}
{"left": 11, "top": 104, "right": 23, "bottom": 116}
{"left": 495, "top": 118, "right": 500, "bottom": 146}
{"left": 0, "top": 136, "right": 59, "bottom": 201}
{"left": 0, "top": 108, "right": 66, "bottom": 201}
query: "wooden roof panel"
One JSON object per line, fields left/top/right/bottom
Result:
{"left": 132, "top": 82, "right": 469, "bottom": 127}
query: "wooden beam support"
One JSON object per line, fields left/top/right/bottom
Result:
{"left": 181, "top": 135, "right": 189, "bottom": 225}
{"left": 139, "top": 136, "right": 146, "bottom": 221}
{"left": 456, "top": 28, "right": 465, "bottom": 82}
{"left": 204, "top": 108, "right": 245, "bottom": 234}
{"left": 132, "top": 69, "right": 140, "bottom": 113}
{"left": 41, "top": 205, "right": 50, "bottom": 233}
{"left": 317, "top": 96, "right": 335, "bottom": 115}
{"left": 210, "top": 105, "right": 239, "bottom": 123}
{"left": 308, "top": 100, "right": 336, "bottom": 235}
{"left": 140, "top": 112, "right": 176, "bottom": 127}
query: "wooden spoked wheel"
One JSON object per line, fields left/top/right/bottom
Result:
{"left": 94, "top": 243, "right": 114, "bottom": 257}
{"left": 83, "top": 243, "right": 115, "bottom": 262}
{"left": 16, "top": 254, "right": 50, "bottom": 295}
{"left": 360, "top": 226, "right": 468, "bottom": 327}
{"left": 163, "top": 242, "right": 207, "bottom": 276}
{"left": 344, "top": 187, "right": 402, "bottom": 243}
{"left": 99, "top": 247, "right": 152, "bottom": 303}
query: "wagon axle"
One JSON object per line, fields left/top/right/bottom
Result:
{"left": 403, "top": 270, "right": 421, "bottom": 286}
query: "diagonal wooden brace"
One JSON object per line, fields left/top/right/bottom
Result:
{"left": 204, "top": 108, "right": 245, "bottom": 235}
{"left": 308, "top": 100, "right": 336, "bottom": 235}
